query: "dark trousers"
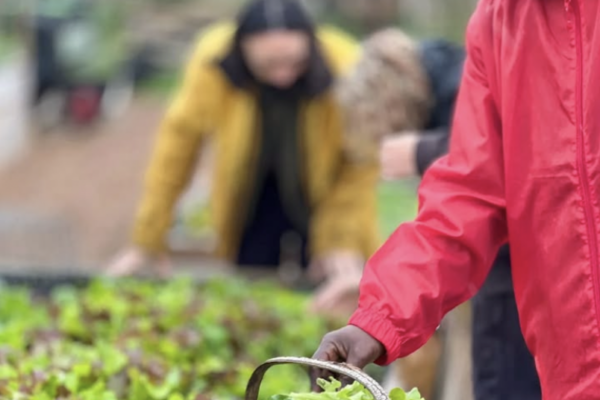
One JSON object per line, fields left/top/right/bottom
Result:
{"left": 471, "top": 254, "right": 541, "bottom": 400}
{"left": 236, "top": 174, "right": 309, "bottom": 268}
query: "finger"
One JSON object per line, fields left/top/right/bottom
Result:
{"left": 345, "top": 344, "right": 376, "bottom": 370}
{"left": 310, "top": 341, "right": 338, "bottom": 391}
{"left": 312, "top": 340, "right": 337, "bottom": 363}
{"left": 107, "top": 249, "right": 148, "bottom": 277}
{"left": 317, "top": 273, "right": 361, "bottom": 310}
{"left": 309, "top": 291, "right": 337, "bottom": 314}
{"left": 311, "top": 283, "right": 345, "bottom": 314}
{"left": 318, "top": 290, "right": 345, "bottom": 313}
{"left": 345, "top": 351, "right": 366, "bottom": 369}
{"left": 106, "top": 259, "right": 132, "bottom": 277}
{"left": 329, "top": 260, "right": 348, "bottom": 277}
{"left": 310, "top": 369, "right": 333, "bottom": 392}
{"left": 311, "top": 362, "right": 343, "bottom": 389}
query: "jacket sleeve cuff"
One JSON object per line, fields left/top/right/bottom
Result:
{"left": 348, "top": 307, "right": 403, "bottom": 366}
{"left": 415, "top": 129, "right": 449, "bottom": 177}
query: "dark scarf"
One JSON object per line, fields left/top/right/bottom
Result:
{"left": 251, "top": 84, "right": 310, "bottom": 236}
{"left": 218, "top": 0, "right": 332, "bottom": 236}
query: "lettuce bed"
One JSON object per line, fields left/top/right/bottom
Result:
{"left": 0, "top": 277, "right": 342, "bottom": 400}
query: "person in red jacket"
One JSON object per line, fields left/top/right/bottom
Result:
{"left": 313, "top": 1, "right": 600, "bottom": 398}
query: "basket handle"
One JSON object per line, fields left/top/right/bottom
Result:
{"left": 244, "top": 356, "right": 389, "bottom": 400}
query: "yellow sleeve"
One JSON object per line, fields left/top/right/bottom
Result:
{"left": 311, "top": 104, "right": 381, "bottom": 260}
{"left": 132, "top": 45, "right": 224, "bottom": 254}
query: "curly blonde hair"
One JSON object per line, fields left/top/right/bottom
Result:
{"left": 336, "top": 28, "right": 432, "bottom": 161}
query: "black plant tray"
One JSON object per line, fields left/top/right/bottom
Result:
{"left": 0, "top": 264, "right": 316, "bottom": 297}
{"left": 0, "top": 271, "right": 90, "bottom": 294}
{"left": 0, "top": 267, "right": 125, "bottom": 297}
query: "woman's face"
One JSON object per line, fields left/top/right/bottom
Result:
{"left": 241, "top": 29, "right": 310, "bottom": 88}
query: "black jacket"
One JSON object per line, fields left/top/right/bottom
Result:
{"left": 415, "top": 39, "right": 512, "bottom": 294}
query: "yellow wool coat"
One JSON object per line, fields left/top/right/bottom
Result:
{"left": 132, "top": 22, "right": 380, "bottom": 261}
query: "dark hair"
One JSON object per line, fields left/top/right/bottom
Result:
{"left": 236, "top": 0, "right": 315, "bottom": 36}
{"left": 219, "top": 0, "right": 332, "bottom": 96}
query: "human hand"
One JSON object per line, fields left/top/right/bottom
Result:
{"left": 311, "top": 325, "right": 385, "bottom": 389}
{"left": 308, "top": 253, "right": 363, "bottom": 320}
{"left": 380, "top": 133, "right": 419, "bottom": 180}
{"left": 105, "top": 247, "right": 172, "bottom": 278}
{"left": 307, "top": 250, "right": 363, "bottom": 283}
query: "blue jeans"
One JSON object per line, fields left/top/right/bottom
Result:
{"left": 471, "top": 256, "right": 541, "bottom": 400}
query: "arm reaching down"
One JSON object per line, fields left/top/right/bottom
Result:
{"left": 349, "top": 3, "right": 506, "bottom": 365}
{"left": 308, "top": 105, "right": 380, "bottom": 317}
{"left": 106, "top": 33, "right": 225, "bottom": 278}
{"left": 132, "top": 48, "right": 223, "bottom": 255}
{"left": 310, "top": 98, "right": 381, "bottom": 261}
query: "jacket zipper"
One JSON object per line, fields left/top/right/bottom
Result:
{"left": 570, "top": 0, "right": 600, "bottom": 325}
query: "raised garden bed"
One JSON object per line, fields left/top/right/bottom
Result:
{"left": 0, "top": 273, "right": 347, "bottom": 400}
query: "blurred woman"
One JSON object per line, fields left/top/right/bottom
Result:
{"left": 107, "top": 0, "right": 379, "bottom": 289}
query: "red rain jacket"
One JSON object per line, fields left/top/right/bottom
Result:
{"left": 350, "top": 0, "right": 600, "bottom": 397}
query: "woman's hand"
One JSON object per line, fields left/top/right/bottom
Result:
{"left": 105, "top": 247, "right": 172, "bottom": 278}
{"left": 308, "top": 251, "right": 364, "bottom": 320}
{"left": 311, "top": 325, "right": 385, "bottom": 390}
{"left": 380, "top": 133, "right": 419, "bottom": 180}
